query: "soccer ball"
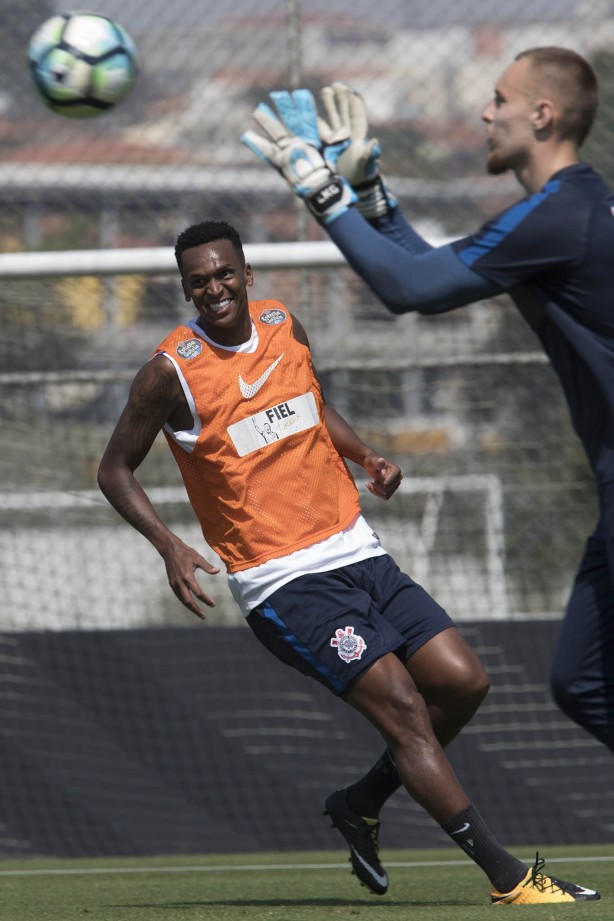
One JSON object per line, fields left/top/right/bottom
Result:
{"left": 27, "top": 11, "right": 137, "bottom": 119}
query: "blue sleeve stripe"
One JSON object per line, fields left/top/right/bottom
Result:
{"left": 262, "top": 601, "right": 345, "bottom": 694}
{"left": 457, "top": 178, "right": 561, "bottom": 267}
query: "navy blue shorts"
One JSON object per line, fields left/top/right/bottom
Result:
{"left": 246, "top": 554, "right": 454, "bottom": 697}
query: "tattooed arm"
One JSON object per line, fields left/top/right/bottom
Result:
{"left": 98, "top": 355, "right": 220, "bottom": 618}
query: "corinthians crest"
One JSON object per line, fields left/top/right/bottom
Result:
{"left": 330, "top": 625, "right": 367, "bottom": 663}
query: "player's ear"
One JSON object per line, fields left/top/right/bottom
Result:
{"left": 245, "top": 263, "right": 254, "bottom": 287}
{"left": 532, "top": 99, "right": 554, "bottom": 132}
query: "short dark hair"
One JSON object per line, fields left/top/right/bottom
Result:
{"left": 174, "top": 220, "right": 244, "bottom": 272}
{"left": 516, "top": 46, "right": 598, "bottom": 147}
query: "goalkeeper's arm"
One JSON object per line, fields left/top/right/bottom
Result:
{"left": 326, "top": 208, "right": 501, "bottom": 316}
{"left": 241, "top": 88, "right": 500, "bottom": 315}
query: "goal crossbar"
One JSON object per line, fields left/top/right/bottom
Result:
{"left": 0, "top": 238, "right": 457, "bottom": 279}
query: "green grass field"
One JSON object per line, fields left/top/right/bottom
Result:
{"left": 2, "top": 845, "right": 613, "bottom": 921}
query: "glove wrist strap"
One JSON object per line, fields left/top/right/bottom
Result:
{"left": 305, "top": 175, "right": 358, "bottom": 225}
{"left": 354, "top": 175, "right": 397, "bottom": 221}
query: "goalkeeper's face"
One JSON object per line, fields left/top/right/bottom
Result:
{"left": 481, "top": 58, "right": 537, "bottom": 177}
{"left": 180, "top": 238, "right": 254, "bottom": 346}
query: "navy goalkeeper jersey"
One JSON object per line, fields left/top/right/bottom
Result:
{"left": 451, "top": 163, "right": 614, "bottom": 484}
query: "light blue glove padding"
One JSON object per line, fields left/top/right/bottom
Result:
{"left": 267, "top": 89, "right": 321, "bottom": 145}
{"left": 241, "top": 89, "right": 357, "bottom": 225}
{"left": 272, "top": 90, "right": 353, "bottom": 185}
{"left": 271, "top": 88, "right": 354, "bottom": 171}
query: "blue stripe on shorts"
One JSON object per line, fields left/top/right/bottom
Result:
{"left": 261, "top": 601, "right": 345, "bottom": 694}
{"left": 246, "top": 555, "right": 454, "bottom": 697}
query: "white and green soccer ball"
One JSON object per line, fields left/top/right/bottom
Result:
{"left": 27, "top": 10, "right": 137, "bottom": 118}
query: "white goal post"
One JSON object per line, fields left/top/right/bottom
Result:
{"left": 0, "top": 237, "right": 459, "bottom": 279}
{"left": 0, "top": 241, "right": 344, "bottom": 278}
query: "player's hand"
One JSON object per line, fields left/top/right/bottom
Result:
{"left": 319, "top": 81, "right": 380, "bottom": 184}
{"left": 362, "top": 453, "right": 403, "bottom": 500}
{"left": 160, "top": 535, "right": 220, "bottom": 619}
{"left": 241, "top": 88, "right": 358, "bottom": 224}
{"left": 319, "top": 82, "right": 397, "bottom": 220}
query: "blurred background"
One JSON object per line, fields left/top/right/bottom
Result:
{"left": 0, "top": 0, "right": 613, "bottom": 861}
{"left": 2, "top": 0, "right": 610, "bottom": 630}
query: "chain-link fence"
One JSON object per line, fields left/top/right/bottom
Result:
{"left": 3, "top": 1, "right": 614, "bottom": 252}
{"left": 0, "top": 0, "right": 609, "bottom": 629}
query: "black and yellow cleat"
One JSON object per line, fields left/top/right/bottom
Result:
{"left": 491, "top": 853, "right": 601, "bottom": 905}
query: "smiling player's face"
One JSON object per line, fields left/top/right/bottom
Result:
{"left": 180, "top": 238, "right": 254, "bottom": 346}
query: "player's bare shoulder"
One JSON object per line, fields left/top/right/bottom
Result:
{"left": 128, "top": 353, "right": 184, "bottom": 417}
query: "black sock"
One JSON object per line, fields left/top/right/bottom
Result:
{"left": 346, "top": 749, "right": 402, "bottom": 818}
{"left": 442, "top": 804, "right": 527, "bottom": 893}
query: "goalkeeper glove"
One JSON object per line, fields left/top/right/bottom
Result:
{"left": 319, "top": 82, "right": 397, "bottom": 221}
{"left": 241, "top": 89, "right": 357, "bottom": 225}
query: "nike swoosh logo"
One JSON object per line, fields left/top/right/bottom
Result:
{"left": 238, "top": 354, "right": 284, "bottom": 399}
{"left": 450, "top": 822, "right": 470, "bottom": 835}
{"left": 349, "top": 846, "right": 388, "bottom": 888}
